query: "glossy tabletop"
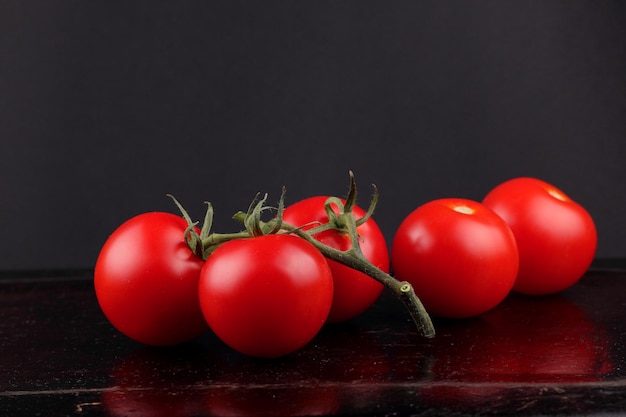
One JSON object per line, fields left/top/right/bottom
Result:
{"left": 1, "top": 261, "right": 625, "bottom": 416}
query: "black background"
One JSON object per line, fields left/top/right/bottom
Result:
{"left": 1, "top": 1, "right": 625, "bottom": 270}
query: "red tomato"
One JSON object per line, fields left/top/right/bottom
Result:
{"left": 391, "top": 198, "right": 519, "bottom": 318}
{"left": 94, "top": 212, "right": 207, "bottom": 346}
{"left": 282, "top": 196, "right": 388, "bottom": 323}
{"left": 482, "top": 177, "right": 597, "bottom": 295}
{"left": 198, "top": 234, "right": 333, "bottom": 358}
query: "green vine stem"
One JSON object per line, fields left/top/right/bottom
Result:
{"left": 281, "top": 221, "right": 435, "bottom": 338}
{"left": 279, "top": 174, "right": 435, "bottom": 339}
{"left": 169, "top": 173, "right": 436, "bottom": 339}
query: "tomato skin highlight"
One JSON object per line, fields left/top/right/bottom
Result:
{"left": 483, "top": 177, "right": 597, "bottom": 295}
{"left": 282, "top": 196, "right": 388, "bottom": 323}
{"left": 94, "top": 212, "right": 208, "bottom": 346}
{"left": 198, "top": 234, "right": 334, "bottom": 358}
{"left": 391, "top": 198, "right": 519, "bottom": 319}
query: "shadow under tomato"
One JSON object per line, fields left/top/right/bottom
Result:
{"left": 202, "top": 323, "right": 398, "bottom": 416}
{"left": 100, "top": 323, "right": 400, "bottom": 417}
{"left": 101, "top": 344, "right": 215, "bottom": 417}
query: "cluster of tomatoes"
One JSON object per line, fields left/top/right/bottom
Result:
{"left": 94, "top": 176, "right": 597, "bottom": 358}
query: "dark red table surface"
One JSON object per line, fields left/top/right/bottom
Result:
{"left": 1, "top": 260, "right": 625, "bottom": 416}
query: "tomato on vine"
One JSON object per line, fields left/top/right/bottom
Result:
{"left": 198, "top": 234, "right": 334, "bottom": 358}
{"left": 282, "top": 196, "right": 389, "bottom": 323}
{"left": 391, "top": 198, "right": 519, "bottom": 319}
{"left": 94, "top": 172, "right": 437, "bottom": 353}
{"left": 482, "top": 177, "right": 597, "bottom": 295}
{"left": 94, "top": 212, "right": 207, "bottom": 346}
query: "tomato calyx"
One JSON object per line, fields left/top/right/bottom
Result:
{"left": 167, "top": 195, "right": 211, "bottom": 259}
{"left": 236, "top": 190, "right": 286, "bottom": 238}
{"left": 170, "top": 189, "right": 297, "bottom": 260}
{"left": 299, "top": 173, "right": 378, "bottom": 238}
